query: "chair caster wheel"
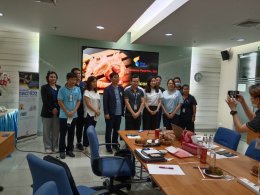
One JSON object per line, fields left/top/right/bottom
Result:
{"left": 103, "top": 179, "right": 110, "bottom": 187}
{"left": 126, "top": 184, "right": 131, "bottom": 191}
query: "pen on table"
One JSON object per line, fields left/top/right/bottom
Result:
{"left": 198, "top": 166, "right": 205, "bottom": 178}
{"left": 159, "top": 166, "right": 174, "bottom": 169}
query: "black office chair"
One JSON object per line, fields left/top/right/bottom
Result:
{"left": 87, "top": 125, "right": 135, "bottom": 194}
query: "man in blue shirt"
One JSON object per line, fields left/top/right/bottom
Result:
{"left": 103, "top": 72, "right": 124, "bottom": 153}
{"left": 58, "top": 72, "right": 81, "bottom": 159}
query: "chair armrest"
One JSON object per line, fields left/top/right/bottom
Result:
{"left": 90, "top": 189, "right": 109, "bottom": 195}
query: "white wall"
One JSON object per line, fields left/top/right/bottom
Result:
{"left": 217, "top": 41, "right": 260, "bottom": 129}
{"left": 190, "top": 47, "right": 221, "bottom": 130}
{"left": 0, "top": 28, "right": 39, "bottom": 108}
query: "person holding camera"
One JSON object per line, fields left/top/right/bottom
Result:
{"left": 226, "top": 84, "right": 260, "bottom": 133}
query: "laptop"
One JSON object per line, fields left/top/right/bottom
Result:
{"left": 171, "top": 124, "right": 184, "bottom": 140}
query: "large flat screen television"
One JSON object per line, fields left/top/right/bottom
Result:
{"left": 81, "top": 47, "right": 159, "bottom": 93}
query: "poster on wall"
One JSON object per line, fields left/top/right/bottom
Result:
{"left": 18, "top": 72, "right": 39, "bottom": 139}
{"left": 81, "top": 47, "right": 159, "bottom": 93}
{"left": 0, "top": 65, "right": 19, "bottom": 108}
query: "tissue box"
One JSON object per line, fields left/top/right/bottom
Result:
{"left": 181, "top": 142, "right": 199, "bottom": 155}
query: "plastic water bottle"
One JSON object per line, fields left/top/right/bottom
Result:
{"left": 208, "top": 134, "right": 214, "bottom": 149}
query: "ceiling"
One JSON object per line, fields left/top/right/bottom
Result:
{"left": 1, "top": 0, "right": 260, "bottom": 49}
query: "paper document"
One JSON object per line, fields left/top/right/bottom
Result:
{"left": 147, "top": 164, "right": 185, "bottom": 175}
{"left": 127, "top": 135, "right": 141, "bottom": 139}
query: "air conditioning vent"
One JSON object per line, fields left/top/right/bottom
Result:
{"left": 236, "top": 20, "right": 260, "bottom": 27}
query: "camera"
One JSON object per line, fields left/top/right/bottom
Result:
{"left": 228, "top": 90, "right": 239, "bottom": 98}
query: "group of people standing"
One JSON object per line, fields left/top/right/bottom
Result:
{"left": 41, "top": 69, "right": 197, "bottom": 158}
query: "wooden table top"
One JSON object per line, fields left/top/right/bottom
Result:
{"left": 118, "top": 130, "right": 258, "bottom": 195}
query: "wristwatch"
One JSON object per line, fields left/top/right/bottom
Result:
{"left": 230, "top": 110, "right": 237, "bottom": 115}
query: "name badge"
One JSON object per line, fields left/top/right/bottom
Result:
{"left": 69, "top": 94, "right": 73, "bottom": 102}
{"left": 255, "top": 138, "right": 260, "bottom": 149}
{"left": 134, "top": 104, "right": 137, "bottom": 110}
{"left": 182, "top": 108, "right": 185, "bottom": 113}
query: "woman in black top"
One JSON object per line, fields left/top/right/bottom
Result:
{"left": 226, "top": 84, "right": 260, "bottom": 133}
{"left": 41, "top": 71, "right": 61, "bottom": 153}
{"left": 179, "top": 84, "right": 197, "bottom": 132}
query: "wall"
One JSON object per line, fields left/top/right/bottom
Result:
{"left": 217, "top": 41, "right": 260, "bottom": 129}
{"left": 39, "top": 33, "right": 192, "bottom": 133}
{"left": 190, "top": 48, "right": 221, "bottom": 130}
{"left": 0, "top": 28, "right": 39, "bottom": 109}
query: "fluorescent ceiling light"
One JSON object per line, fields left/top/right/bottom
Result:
{"left": 96, "top": 26, "right": 104, "bottom": 30}
{"left": 0, "top": 12, "right": 3, "bottom": 17}
{"left": 165, "top": 33, "right": 173, "bottom": 36}
{"left": 127, "top": 0, "right": 189, "bottom": 43}
{"left": 237, "top": 38, "right": 245, "bottom": 42}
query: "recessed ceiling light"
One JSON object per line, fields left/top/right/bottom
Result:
{"left": 35, "top": 0, "right": 41, "bottom": 2}
{"left": 96, "top": 26, "right": 104, "bottom": 30}
{"left": 237, "top": 38, "right": 245, "bottom": 42}
{"left": 165, "top": 33, "right": 173, "bottom": 36}
{"left": 0, "top": 12, "right": 3, "bottom": 17}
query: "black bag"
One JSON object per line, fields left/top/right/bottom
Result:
{"left": 43, "top": 155, "right": 80, "bottom": 195}
{"left": 114, "top": 149, "right": 135, "bottom": 179}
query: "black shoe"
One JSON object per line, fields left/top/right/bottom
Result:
{"left": 112, "top": 146, "right": 120, "bottom": 151}
{"left": 60, "top": 152, "right": 66, "bottom": 159}
{"left": 76, "top": 143, "right": 84, "bottom": 151}
{"left": 106, "top": 149, "right": 113, "bottom": 154}
{"left": 0, "top": 186, "right": 3, "bottom": 192}
{"left": 66, "top": 151, "right": 75, "bottom": 157}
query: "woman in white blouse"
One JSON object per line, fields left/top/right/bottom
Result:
{"left": 143, "top": 76, "right": 162, "bottom": 130}
{"left": 82, "top": 76, "right": 101, "bottom": 148}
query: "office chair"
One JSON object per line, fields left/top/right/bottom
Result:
{"left": 214, "top": 127, "right": 241, "bottom": 151}
{"left": 27, "top": 153, "right": 107, "bottom": 195}
{"left": 245, "top": 140, "right": 260, "bottom": 161}
{"left": 34, "top": 181, "right": 58, "bottom": 195}
{"left": 87, "top": 125, "right": 135, "bottom": 194}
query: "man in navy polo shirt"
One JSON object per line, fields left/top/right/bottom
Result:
{"left": 124, "top": 75, "right": 144, "bottom": 130}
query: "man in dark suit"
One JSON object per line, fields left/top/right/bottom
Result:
{"left": 103, "top": 72, "right": 124, "bottom": 153}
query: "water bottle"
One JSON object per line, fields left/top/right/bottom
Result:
{"left": 209, "top": 149, "right": 216, "bottom": 168}
{"left": 208, "top": 134, "right": 214, "bottom": 149}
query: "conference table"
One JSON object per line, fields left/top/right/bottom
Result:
{"left": 118, "top": 130, "right": 258, "bottom": 195}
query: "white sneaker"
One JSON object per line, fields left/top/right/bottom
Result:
{"left": 83, "top": 147, "right": 89, "bottom": 155}
{"left": 45, "top": 149, "right": 52, "bottom": 154}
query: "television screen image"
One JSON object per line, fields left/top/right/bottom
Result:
{"left": 82, "top": 47, "right": 159, "bottom": 93}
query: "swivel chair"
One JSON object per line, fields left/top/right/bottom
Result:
{"left": 214, "top": 127, "right": 241, "bottom": 151}
{"left": 87, "top": 125, "right": 135, "bottom": 194}
{"left": 34, "top": 181, "right": 58, "bottom": 195}
{"left": 245, "top": 140, "right": 260, "bottom": 161}
{"left": 27, "top": 153, "right": 107, "bottom": 195}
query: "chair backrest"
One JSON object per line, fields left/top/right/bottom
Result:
{"left": 87, "top": 125, "right": 100, "bottom": 162}
{"left": 213, "top": 127, "right": 241, "bottom": 151}
{"left": 34, "top": 181, "right": 59, "bottom": 195}
{"left": 245, "top": 140, "right": 260, "bottom": 161}
{"left": 27, "top": 153, "right": 73, "bottom": 195}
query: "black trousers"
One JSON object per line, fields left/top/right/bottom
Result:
{"left": 76, "top": 114, "right": 85, "bottom": 143}
{"left": 179, "top": 119, "right": 195, "bottom": 132}
{"left": 142, "top": 106, "right": 158, "bottom": 130}
{"left": 125, "top": 115, "right": 141, "bottom": 130}
{"left": 83, "top": 114, "right": 97, "bottom": 147}
{"left": 156, "top": 108, "right": 163, "bottom": 129}
{"left": 162, "top": 114, "right": 180, "bottom": 130}
{"left": 105, "top": 115, "right": 121, "bottom": 150}
{"left": 59, "top": 118, "right": 77, "bottom": 153}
